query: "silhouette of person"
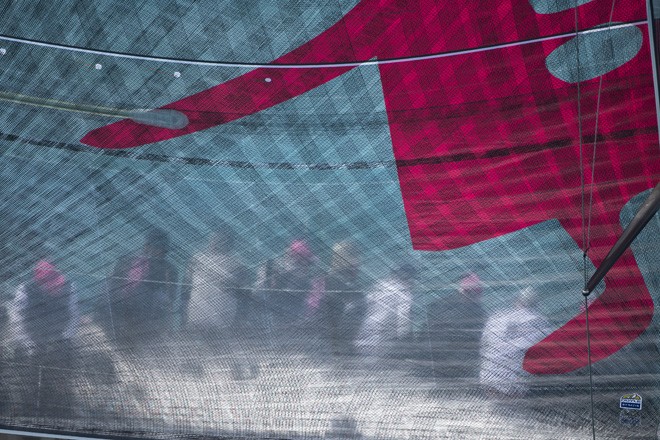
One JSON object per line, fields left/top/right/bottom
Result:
{"left": 81, "top": 0, "right": 658, "bottom": 373}
{"left": 105, "top": 227, "right": 178, "bottom": 345}
{"left": 182, "top": 224, "right": 247, "bottom": 335}
{"left": 255, "top": 240, "right": 320, "bottom": 329}
{"left": 423, "top": 272, "right": 485, "bottom": 381}
{"left": 355, "top": 264, "right": 417, "bottom": 359}
{"left": 10, "top": 240, "right": 80, "bottom": 417}
{"left": 317, "top": 241, "right": 366, "bottom": 356}
{"left": 480, "top": 286, "right": 551, "bottom": 397}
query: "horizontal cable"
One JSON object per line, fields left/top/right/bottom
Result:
{"left": 0, "top": 21, "right": 646, "bottom": 69}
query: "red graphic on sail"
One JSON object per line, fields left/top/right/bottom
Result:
{"left": 81, "top": 0, "right": 659, "bottom": 374}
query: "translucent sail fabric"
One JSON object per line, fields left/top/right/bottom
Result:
{"left": 0, "top": 1, "right": 658, "bottom": 439}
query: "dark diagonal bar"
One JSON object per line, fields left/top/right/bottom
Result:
{"left": 583, "top": 182, "right": 660, "bottom": 295}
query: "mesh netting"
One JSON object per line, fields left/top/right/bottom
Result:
{"left": 0, "top": 1, "right": 659, "bottom": 439}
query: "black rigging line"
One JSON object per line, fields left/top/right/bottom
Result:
{"left": 587, "top": 0, "right": 620, "bottom": 252}
{"left": 581, "top": 2, "right": 621, "bottom": 438}
{"left": 574, "top": 2, "right": 597, "bottom": 439}
{"left": 583, "top": 287, "right": 597, "bottom": 440}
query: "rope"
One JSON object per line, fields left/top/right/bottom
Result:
{"left": 574, "top": 3, "right": 596, "bottom": 439}
{"left": 582, "top": 3, "right": 620, "bottom": 439}
{"left": 584, "top": 290, "right": 597, "bottom": 440}
{"left": 576, "top": 10, "right": 586, "bottom": 258}
{"left": 586, "top": 0, "right": 619, "bottom": 252}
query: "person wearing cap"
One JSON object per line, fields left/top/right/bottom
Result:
{"left": 10, "top": 243, "right": 80, "bottom": 417}
{"left": 254, "top": 239, "right": 320, "bottom": 334}
{"left": 421, "top": 272, "right": 485, "bottom": 381}
{"left": 355, "top": 263, "right": 418, "bottom": 358}
{"left": 105, "top": 227, "right": 178, "bottom": 345}
{"left": 480, "top": 286, "right": 552, "bottom": 397}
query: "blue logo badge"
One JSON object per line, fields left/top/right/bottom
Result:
{"left": 620, "top": 393, "right": 643, "bottom": 411}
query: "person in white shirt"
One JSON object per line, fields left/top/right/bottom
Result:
{"left": 355, "top": 264, "right": 417, "bottom": 358}
{"left": 183, "top": 227, "right": 246, "bottom": 334}
{"left": 480, "top": 286, "right": 551, "bottom": 397}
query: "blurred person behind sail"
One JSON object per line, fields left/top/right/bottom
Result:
{"left": 10, "top": 238, "right": 80, "bottom": 417}
{"left": 318, "top": 241, "right": 366, "bottom": 356}
{"left": 423, "top": 272, "right": 485, "bottom": 381}
{"left": 105, "top": 227, "right": 178, "bottom": 345}
{"left": 254, "top": 239, "right": 320, "bottom": 333}
{"left": 182, "top": 223, "right": 247, "bottom": 335}
{"left": 355, "top": 263, "right": 417, "bottom": 358}
{"left": 480, "top": 286, "right": 552, "bottom": 397}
